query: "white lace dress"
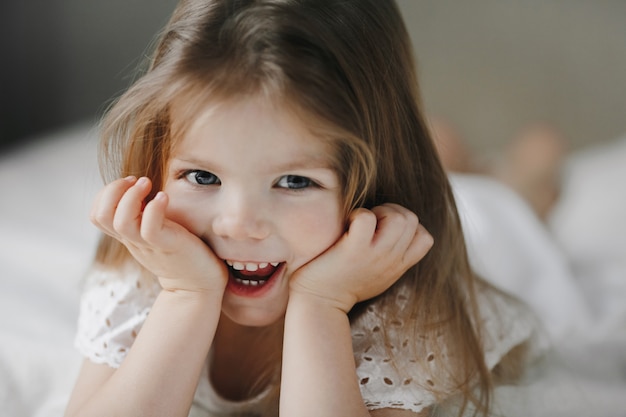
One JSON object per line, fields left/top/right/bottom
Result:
{"left": 74, "top": 266, "right": 538, "bottom": 416}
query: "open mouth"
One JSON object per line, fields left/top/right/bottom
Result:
{"left": 225, "top": 260, "right": 283, "bottom": 290}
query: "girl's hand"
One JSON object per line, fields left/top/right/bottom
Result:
{"left": 289, "top": 203, "right": 434, "bottom": 313}
{"left": 90, "top": 176, "right": 228, "bottom": 294}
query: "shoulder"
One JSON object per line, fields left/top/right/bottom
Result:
{"left": 74, "top": 263, "right": 161, "bottom": 368}
{"left": 351, "top": 291, "right": 439, "bottom": 414}
{"left": 474, "top": 280, "right": 542, "bottom": 371}
{"left": 351, "top": 280, "right": 541, "bottom": 414}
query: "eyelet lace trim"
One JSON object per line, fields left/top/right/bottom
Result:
{"left": 75, "top": 267, "right": 536, "bottom": 414}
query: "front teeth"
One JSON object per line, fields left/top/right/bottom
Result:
{"left": 226, "top": 260, "right": 280, "bottom": 271}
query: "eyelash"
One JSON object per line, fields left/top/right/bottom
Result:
{"left": 181, "top": 170, "right": 221, "bottom": 186}
{"left": 275, "top": 175, "right": 320, "bottom": 191}
{"left": 179, "top": 170, "right": 320, "bottom": 191}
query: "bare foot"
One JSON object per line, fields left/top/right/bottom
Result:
{"left": 494, "top": 124, "right": 567, "bottom": 220}
{"left": 428, "top": 117, "right": 474, "bottom": 173}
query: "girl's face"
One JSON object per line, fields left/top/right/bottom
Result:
{"left": 163, "top": 96, "right": 345, "bottom": 327}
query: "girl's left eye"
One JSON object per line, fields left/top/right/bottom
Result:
{"left": 276, "top": 175, "right": 315, "bottom": 190}
{"left": 184, "top": 170, "right": 221, "bottom": 185}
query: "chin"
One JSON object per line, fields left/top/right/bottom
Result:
{"left": 221, "top": 303, "right": 287, "bottom": 328}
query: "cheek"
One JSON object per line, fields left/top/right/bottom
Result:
{"left": 163, "top": 193, "right": 206, "bottom": 236}
{"left": 285, "top": 202, "right": 344, "bottom": 254}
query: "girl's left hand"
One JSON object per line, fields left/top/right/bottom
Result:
{"left": 288, "top": 203, "right": 434, "bottom": 313}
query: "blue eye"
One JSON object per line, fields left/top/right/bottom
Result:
{"left": 185, "top": 170, "right": 221, "bottom": 185}
{"left": 276, "top": 175, "right": 315, "bottom": 190}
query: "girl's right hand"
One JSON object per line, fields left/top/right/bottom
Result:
{"left": 90, "top": 176, "right": 228, "bottom": 294}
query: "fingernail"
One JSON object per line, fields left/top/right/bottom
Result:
{"left": 136, "top": 177, "right": 149, "bottom": 186}
{"left": 155, "top": 191, "right": 166, "bottom": 201}
{"left": 124, "top": 175, "right": 137, "bottom": 182}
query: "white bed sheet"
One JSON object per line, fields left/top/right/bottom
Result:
{"left": 0, "top": 125, "right": 100, "bottom": 417}
{"left": 1, "top": 125, "right": 625, "bottom": 416}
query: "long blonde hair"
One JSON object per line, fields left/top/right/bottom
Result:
{"left": 95, "top": 0, "right": 492, "bottom": 414}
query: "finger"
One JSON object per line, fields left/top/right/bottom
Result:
{"left": 370, "top": 204, "right": 420, "bottom": 252}
{"left": 90, "top": 176, "right": 137, "bottom": 235}
{"left": 112, "top": 177, "right": 153, "bottom": 240}
{"left": 140, "top": 191, "right": 173, "bottom": 248}
{"left": 403, "top": 224, "right": 434, "bottom": 267}
{"left": 344, "top": 208, "right": 378, "bottom": 245}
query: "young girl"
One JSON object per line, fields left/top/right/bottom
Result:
{"left": 66, "top": 1, "right": 536, "bottom": 416}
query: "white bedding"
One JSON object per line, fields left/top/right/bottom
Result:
{"left": 1, "top": 125, "right": 625, "bottom": 416}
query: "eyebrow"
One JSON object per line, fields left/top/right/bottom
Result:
{"left": 171, "top": 153, "right": 334, "bottom": 173}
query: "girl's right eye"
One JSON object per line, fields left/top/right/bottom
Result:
{"left": 184, "top": 170, "right": 221, "bottom": 186}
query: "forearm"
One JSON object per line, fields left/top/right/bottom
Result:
{"left": 280, "top": 292, "right": 369, "bottom": 417}
{"left": 68, "top": 289, "right": 222, "bottom": 417}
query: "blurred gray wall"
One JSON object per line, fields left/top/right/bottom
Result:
{"left": 397, "top": 0, "right": 626, "bottom": 153}
{"left": 0, "top": 0, "right": 178, "bottom": 151}
{"left": 2, "top": 1, "right": 625, "bottom": 153}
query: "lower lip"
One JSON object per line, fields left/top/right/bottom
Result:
{"left": 226, "top": 263, "right": 285, "bottom": 297}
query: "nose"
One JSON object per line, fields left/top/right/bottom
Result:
{"left": 211, "top": 189, "right": 271, "bottom": 241}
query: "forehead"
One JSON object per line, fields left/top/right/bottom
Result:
{"left": 170, "top": 95, "right": 336, "bottom": 168}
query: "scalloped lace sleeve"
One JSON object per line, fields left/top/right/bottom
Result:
{"left": 74, "top": 265, "right": 161, "bottom": 368}
{"left": 351, "top": 283, "right": 538, "bottom": 413}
